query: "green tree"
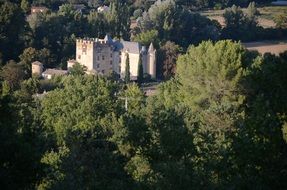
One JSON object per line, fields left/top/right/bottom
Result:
{"left": 0, "top": 81, "right": 44, "bottom": 189}
{"left": 246, "top": 1, "right": 259, "bottom": 19}
{"left": 0, "top": 2, "right": 27, "bottom": 62}
{"left": 152, "top": 40, "right": 287, "bottom": 188}
{"left": 137, "top": 54, "right": 143, "bottom": 85}
{"left": 1, "top": 80, "right": 10, "bottom": 96}
{"left": 20, "top": 0, "right": 30, "bottom": 13}
{"left": 137, "top": 0, "right": 220, "bottom": 47}
{"left": 0, "top": 61, "right": 26, "bottom": 90}
{"left": 39, "top": 75, "right": 133, "bottom": 189}
{"left": 222, "top": 4, "right": 258, "bottom": 41}
{"left": 69, "top": 62, "right": 86, "bottom": 76}
{"left": 108, "top": 0, "right": 130, "bottom": 40}
{"left": 132, "top": 29, "right": 159, "bottom": 47}
{"left": 125, "top": 53, "right": 130, "bottom": 83}
{"left": 158, "top": 41, "right": 181, "bottom": 80}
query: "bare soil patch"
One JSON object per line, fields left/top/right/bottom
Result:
{"left": 243, "top": 40, "right": 287, "bottom": 55}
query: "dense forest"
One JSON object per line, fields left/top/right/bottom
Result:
{"left": 1, "top": 0, "right": 287, "bottom": 189}
{"left": 1, "top": 40, "right": 287, "bottom": 189}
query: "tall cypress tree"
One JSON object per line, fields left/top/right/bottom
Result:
{"left": 137, "top": 54, "right": 143, "bottom": 85}
{"left": 125, "top": 53, "right": 130, "bottom": 83}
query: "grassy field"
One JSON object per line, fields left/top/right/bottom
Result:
{"left": 199, "top": 6, "right": 287, "bottom": 28}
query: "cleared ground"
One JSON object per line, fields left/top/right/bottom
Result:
{"left": 199, "top": 6, "right": 287, "bottom": 28}
{"left": 243, "top": 40, "right": 287, "bottom": 55}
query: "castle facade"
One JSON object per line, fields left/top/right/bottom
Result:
{"left": 70, "top": 35, "right": 156, "bottom": 80}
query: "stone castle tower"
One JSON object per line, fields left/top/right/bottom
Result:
{"left": 147, "top": 43, "right": 156, "bottom": 79}
{"left": 76, "top": 37, "right": 114, "bottom": 75}
{"left": 74, "top": 35, "right": 156, "bottom": 80}
{"left": 31, "top": 61, "right": 43, "bottom": 77}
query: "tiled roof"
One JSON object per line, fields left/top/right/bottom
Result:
{"left": 67, "top": 59, "right": 77, "bottom": 63}
{"left": 42, "top": 69, "right": 68, "bottom": 75}
{"left": 104, "top": 34, "right": 114, "bottom": 45}
{"left": 32, "top": 61, "right": 43, "bottom": 66}
{"left": 120, "top": 40, "right": 141, "bottom": 54}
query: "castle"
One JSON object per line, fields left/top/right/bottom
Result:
{"left": 68, "top": 35, "right": 156, "bottom": 80}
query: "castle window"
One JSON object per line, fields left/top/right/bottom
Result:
{"left": 102, "top": 70, "right": 105, "bottom": 74}
{"left": 97, "top": 64, "right": 100, "bottom": 68}
{"left": 78, "top": 55, "right": 81, "bottom": 59}
{"left": 110, "top": 60, "right": 112, "bottom": 65}
{"left": 82, "top": 43, "right": 87, "bottom": 54}
{"left": 97, "top": 56, "right": 99, "bottom": 61}
{"left": 110, "top": 53, "right": 112, "bottom": 58}
{"left": 102, "top": 55, "right": 105, "bottom": 60}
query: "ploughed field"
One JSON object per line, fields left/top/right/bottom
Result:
{"left": 243, "top": 40, "right": 287, "bottom": 55}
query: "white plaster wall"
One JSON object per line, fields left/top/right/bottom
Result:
{"left": 120, "top": 52, "right": 140, "bottom": 80}
{"left": 148, "top": 51, "right": 156, "bottom": 79}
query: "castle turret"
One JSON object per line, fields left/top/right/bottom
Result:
{"left": 76, "top": 38, "right": 95, "bottom": 71}
{"left": 148, "top": 43, "right": 156, "bottom": 79}
{"left": 104, "top": 34, "right": 113, "bottom": 45}
{"left": 31, "top": 61, "right": 43, "bottom": 78}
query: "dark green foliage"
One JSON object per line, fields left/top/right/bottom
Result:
{"left": 157, "top": 41, "right": 181, "bottom": 80}
{"left": 153, "top": 40, "right": 287, "bottom": 189}
{"left": 0, "top": 61, "right": 26, "bottom": 91}
{"left": 137, "top": 54, "right": 143, "bottom": 85}
{"left": 87, "top": 0, "right": 130, "bottom": 40}
{"left": 20, "top": 0, "right": 30, "bottom": 13}
{"left": 136, "top": 0, "right": 220, "bottom": 48}
{"left": 132, "top": 29, "right": 159, "bottom": 47}
{"left": 222, "top": 4, "right": 259, "bottom": 41}
{"left": 39, "top": 75, "right": 133, "bottom": 189}
{"left": 175, "top": 0, "right": 272, "bottom": 9}
{"left": 125, "top": 53, "right": 130, "bottom": 83}
{"left": 0, "top": 2, "right": 27, "bottom": 62}
{"left": 69, "top": 62, "right": 86, "bottom": 76}
{"left": 0, "top": 81, "right": 44, "bottom": 190}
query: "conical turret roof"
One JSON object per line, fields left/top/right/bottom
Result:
{"left": 104, "top": 34, "right": 113, "bottom": 44}
{"left": 148, "top": 43, "right": 155, "bottom": 52}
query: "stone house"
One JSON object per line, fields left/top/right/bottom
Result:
{"left": 42, "top": 69, "right": 68, "bottom": 79}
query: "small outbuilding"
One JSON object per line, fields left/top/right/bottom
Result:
{"left": 42, "top": 69, "right": 68, "bottom": 79}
